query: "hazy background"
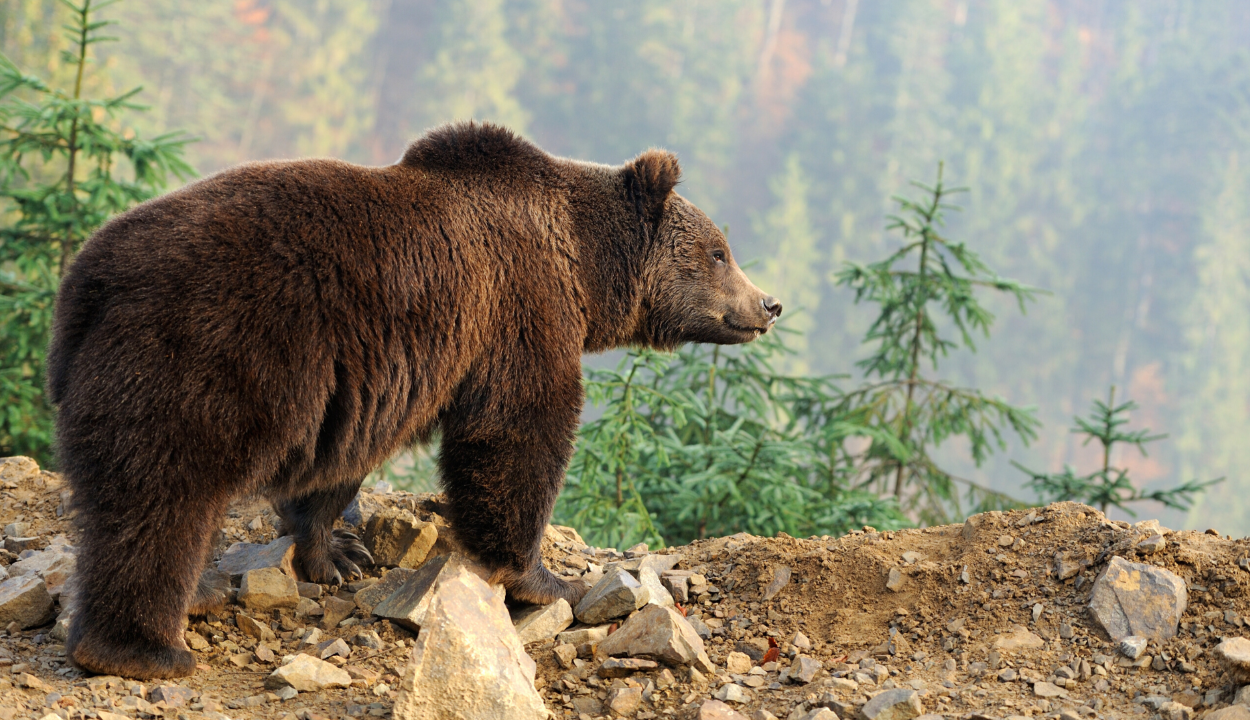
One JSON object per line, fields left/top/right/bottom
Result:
{"left": 4, "top": 0, "right": 1249, "bottom": 534}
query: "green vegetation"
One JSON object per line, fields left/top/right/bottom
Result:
{"left": 0, "top": 0, "right": 193, "bottom": 461}
{"left": 1015, "top": 387, "right": 1222, "bottom": 517}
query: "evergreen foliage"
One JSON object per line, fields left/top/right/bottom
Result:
{"left": 1015, "top": 387, "right": 1222, "bottom": 516}
{"left": 553, "top": 330, "right": 905, "bottom": 550}
{"left": 831, "top": 164, "right": 1041, "bottom": 524}
{"left": 0, "top": 0, "right": 193, "bottom": 461}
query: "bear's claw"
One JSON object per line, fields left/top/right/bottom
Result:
{"left": 297, "top": 528, "right": 375, "bottom": 586}
{"left": 187, "top": 568, "right": 230, "bottom": 616}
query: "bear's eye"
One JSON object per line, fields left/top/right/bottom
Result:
{"left": 712, "top": 250, "right": 726, "bottom": 264}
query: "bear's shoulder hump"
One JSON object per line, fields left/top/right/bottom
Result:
{"left": 400, "top": 121, "right": 548, "bottom": 174}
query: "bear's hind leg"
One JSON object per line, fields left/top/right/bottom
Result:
{"left": 67, "top": 479, "right": 226, "bottom": 679}
{"left": 275, "top": 481, "right": 373, "bottom": 585}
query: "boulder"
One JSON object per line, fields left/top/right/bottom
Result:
{"left": 573, "top": 567, "right": 649, "bottom": 625}
{"left": 265, "top": 654, "right": 352, "bottom": 692}
{"left": 714, "top": 684, "right": 752, "bottom": 704}
{"left": 512, "top": 598, "right": 574, "bottom": 645}
{"left": 218, "top": 536, "right": 299, "bottom": 581}
{"left": 236, "top": 613, "right": 276, "bottom": 641}
{"left": 596, "top": 603, "right": 715, "bottom": 672}
{"left": 0, "top": 574, "right": 54, "bottom": 628}
{"left": 392, "top": 564, "right": 546, "bottom": 720}
{"left": 362, "top": 509, "right": 438, "bottom": 568}
{"left": 238, "top": 567, "right": 300, "bottom": 612}
{"left": 1088, "top": 556, "right": 1187, "bottom": 642}
{"left": 605, "top": 687, "right": 644, "bottom": 715}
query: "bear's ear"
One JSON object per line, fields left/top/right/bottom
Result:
{"left": 625, "top": 149, "right": 681, "bottom": 228}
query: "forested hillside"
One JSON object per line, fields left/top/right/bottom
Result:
{"left": 3, "top": 0, "right": 1249, "bottom": 534}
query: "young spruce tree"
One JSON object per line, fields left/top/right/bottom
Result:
{"left": 1014, "top": 386, "right": 1221, "bottom": 516}
{"left": 831, "top": 164, "right": 1042, "bottom": 524}
{"left": 0, "top": 0, "right": 194, "bottom": 461}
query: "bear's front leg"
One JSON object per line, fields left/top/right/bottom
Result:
{"left": 275, "top": 480, "right": 374, "bottom": 585}
{"left": 438, "top": 366, "right": 587, "bottom": 607}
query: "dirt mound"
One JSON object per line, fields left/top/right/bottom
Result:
{"left": 0, "top": 456, "right": 1248, "bottom": 720}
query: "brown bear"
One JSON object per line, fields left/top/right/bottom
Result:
{"left": 47, "top": 121, "right": 781, "bottom": 679}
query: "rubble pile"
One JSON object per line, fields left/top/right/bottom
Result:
{"left": 0, "top": 455, "right": 1248, "bottom": 720}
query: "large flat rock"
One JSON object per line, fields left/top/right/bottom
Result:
{"left": 217, "top": 536, "right": 299, "bottom": 581}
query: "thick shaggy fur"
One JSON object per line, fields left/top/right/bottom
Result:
{"left": 47, "top": 122, "right": 780, "bottom": 679}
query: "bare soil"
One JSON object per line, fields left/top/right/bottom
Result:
{"left": 1, "top": 458, "right": 1248, "bottom": 720}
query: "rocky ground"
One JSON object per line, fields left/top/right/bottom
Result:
{"left": 0, "top": 454, "right": 1249, "bottom": 720}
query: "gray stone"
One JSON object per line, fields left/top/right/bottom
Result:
{"left": 322, "top": 595, "right": 357, "bottom": 629}
{"left": 725, "top": 651, "right": 753, "bottom": 674}
{"left": 598, "top": 657, "right": 658, "bottom": 677}
{"left": 1088, "top": 556, "right": 1187, "bottom": 642}
{"left": 362, "top": 509, "right": 438, "bottom": 568}
{"left": 1137, "top": 534, "right": 1166, "bottom": 554}
{"left": 556, "top": 624, "right": 611, "bottom": 646}
{"left": 596, "top": 603, "right": 715, "bottom": 672}
{"left": 605, "top": 553, "right": 682, "bottom": 578}
{"left": 49, "top": 604, "right": 74, "bottom": 642}
{"left": 342, "top": 490, "right": 386, "bottom": 527}
{"left": 606, "top": 686, "right": 645, "bottom": 715}
{"left": 993, "top": 625, "right": 1045, "bottom": 652}
{"left": 511, "top": 598, "right": 574, "bottom": 645}
{"left": 1033, "top": 681, "right": 1068, "bottom": 698}
{"left": 1236, "top": 684, "right": 1250, "bottom": 706}
{"left": 236, "top": 613, "right": 276, "bottom": 641}
{"left": 639, "top": 567, "right": 674, "bottom": 607}
{"left": 274, "top": 686, "right": 298, "bottom": 701}
{"left": 714, "top": 683, "right": 752, "bottom": 703}
{"left": 861, "top": 688, "right": 923, "bottom": 720}
{"left": 372, "top": 553, "right": 483, "bottom": 631}
{"left": 795, "top": 710, "right": 838, "bottom": 720}
{"left": 886, "top": 567, "right": 904, "bottom": 592}
{"left": 662, "top": 574, "right": 690, "bottom": 603}
{"left": 265, "top": 654, "right": 352, "bottom": 691}
{"left": 574, "top": 567, "right": 649, "bottom": 625}
{"left": 392, "top": 563, "right": 546, "bottom": 720}
{"left": 1055, "top": 551, "right": 1088, "bottom": 581}
{"left": 355, "top": 567, "right": 418, "bottom": 616}
{"left": 0, "top": 574, "right": 54, "bottom": 628}
{"left": 1119, "top": 635, "right": 1148, "bottom": 660}
{"left": 1215, "top": 637, "right": 1250, "bottom": 685}
{"left": 4, "top": 536, "right": 40, "bottom": 553}
{"left": 553, "top": 643, "right": 577, "bottom": 669}
{"left": 317, "top": 637, "right": 351, "bottom": 660}
{"left": 789, "top": 655, "right": 822, "bottom": 683}
{"left": 218, "top": 536, "right": 299, "bottom": 581}
{"left": 295, "top": 597, "right": 322, "bottom": 617}
{"left": 297, "top": 582, "right": 322, "bottom": 599}
{"left": 696, "top": 700, "right": 750, "bottom": 720}
{"left": 792, "top": 630, "right": 812, "bottom": 650}
{"left": 149, "top": 686, "right": 194, "bottom": 707}
{"left": 239, "top": 567, "right": 300, "bottom": 612}
{"left": 761, "top": 565, "right": 791, "bottom": 601}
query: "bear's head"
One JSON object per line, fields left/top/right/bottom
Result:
{"left": 624, "top": 150, "right": 782, "bottom": 350}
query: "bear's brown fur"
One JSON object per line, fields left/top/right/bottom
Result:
{"left": 47, "top": 122, "right": 781, "bottom": 679}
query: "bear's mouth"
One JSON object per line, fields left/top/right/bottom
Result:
{"left": 723, "top": 318, "right": 768, "bottom": 335}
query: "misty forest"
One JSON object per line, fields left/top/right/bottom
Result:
{"left": 3, "top": 0, "right": 1250, "bottom": 544}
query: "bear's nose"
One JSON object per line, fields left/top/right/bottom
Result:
{"left": 762, "top": 296, "right": 783, "bottom": 319}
